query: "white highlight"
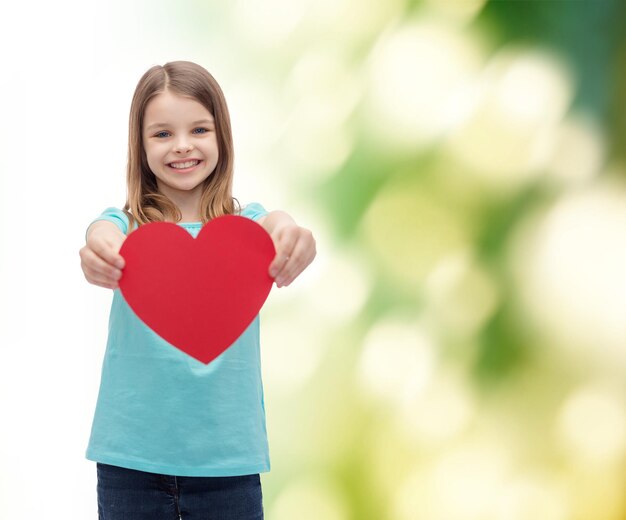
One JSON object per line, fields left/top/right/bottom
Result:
{"left": 512, "top": 180, "right": 626, "bottom": 370}
{"left": 493, "top": 474, "right": 570, "bottom": 520}
{"left": 367, "top": 19, "right": 483, "bottom": 149}
{"left": 358, "top": 315, "right": 436, "bottom": 406}
{"left": 424, "top": 251, "right": 499, "bottom": 337}
{"left": 394, "top": 440, "right": 511, "bottom": 520}
{"left": 400, "top": 370, "right": 474, "bottom": 444}
{"left": 556, "top": 384, "right": 626, "bottom": 466}
{"left": 447, "top": 47, "right": 573, "bottom": 189}
{"left": 233, "top": 0, "right": 308, "bottom": 46}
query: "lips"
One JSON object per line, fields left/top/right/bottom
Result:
{"left": 168, "top": 159, "right": 203, "bottom": 173}
{"left": 169, "top": 159, "right": 201, "bottom": 168}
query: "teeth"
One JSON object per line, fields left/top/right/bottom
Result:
{"left": 170, "top": 160, "right": 199, "bottom": 169}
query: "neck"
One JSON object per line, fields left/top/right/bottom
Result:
{"left": 177, "top": 205, "right": 202, "bottom": 223}
{"left": 156, "top": 183, "right": 202, "bottom": 223}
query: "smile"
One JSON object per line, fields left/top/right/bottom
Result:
{"left": 168, "top": 160, "right": 202, "bottom": 172}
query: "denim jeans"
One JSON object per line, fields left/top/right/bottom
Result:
{"left": 96, "top": 462, "right": 264, "bottom": 520}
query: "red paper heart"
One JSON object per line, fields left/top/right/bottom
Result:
{"left": 118, "top": 215, "right": 275, "bottom": 364}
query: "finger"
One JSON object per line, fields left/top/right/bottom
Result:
{"left": 81, "top": 263, "right": 119, "bottom": 289}
{"left": 83, "top": 265, "right": 122, "bottom": 288}
{"left": 89, "top": 275, "right": 119, "bottom": 290}
{"left": 82, "top": 251, "right": 123, "bottom": 282}
{"left": 81, "top": 248, "right": 123, "bottom": 283}
{"left": 275, "top": 258, "right": 305, "bottom": 287}
{"left": 269, "top": 230, "right": 298, "bottom": 275}
{"left": 269, "top": 252, "right": 293, "bottom": 278}
{"left": 278, "top": 241, "right": 316, "bottom": 286}
{"left": 275, "top": 248, "right": 313, "bottom": 286}
{"left": 90, "top": 238, "right": 126, "bottom": 269}
{"left": 273, "top": 228, "right": 316, "bottom": 281}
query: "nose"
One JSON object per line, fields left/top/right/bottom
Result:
{"left": 174, "top": 141, "right": 193, "bottom": 154}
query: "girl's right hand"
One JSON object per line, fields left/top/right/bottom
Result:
{"left": 79, "top": 221, "right": 127, "bottom": 290}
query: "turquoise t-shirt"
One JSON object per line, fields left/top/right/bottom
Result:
{"left": 85, "top": 203, "right": 271, "bottom": 477}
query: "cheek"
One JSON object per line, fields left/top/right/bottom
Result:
{"left": 144, "top": 143, "right": 165, "bottom": 167}
{"left": 144, "top": 151, "right": 157, "bottom": 170}
{"left": 208, "top": 139, "right": 220, "bottom": 160}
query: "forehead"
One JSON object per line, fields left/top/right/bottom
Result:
{"left": 143, "top": 91, "right": 214, "bottom": 127}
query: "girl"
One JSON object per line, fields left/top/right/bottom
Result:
{"left": 79, "top": 60, "right": 316, "bottom": 520}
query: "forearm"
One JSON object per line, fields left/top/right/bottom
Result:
{"left": 86, "top": 220, "right": 125, "bottom": 242}
{"left": 260, "top": 210, "right": 297, "bottom": 235}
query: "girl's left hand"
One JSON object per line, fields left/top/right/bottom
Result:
{"left": 268, "top": 224, "right": 316, "bottom": 287}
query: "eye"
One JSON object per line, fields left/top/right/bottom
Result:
{"left": 193, "top": 127, "right": 210, "bottom": 134}
{"left": 155, "top": 131, "right": 170, "bottom": 138}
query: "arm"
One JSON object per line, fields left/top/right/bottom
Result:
{"left": 79, "top": 220, "right": 127, "bottom": 290}
{"left": 256, "top": 211, "right": 295, "bottom": 234}
{"left": 259, "top": 210, "right": 316, "bottom": 288}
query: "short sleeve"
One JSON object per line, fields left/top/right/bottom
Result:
{"left": 241, "top": 202, "right": 269, "bottom": 222}
{"left": 85, "top": 207, "right": 129, "bottom": 240}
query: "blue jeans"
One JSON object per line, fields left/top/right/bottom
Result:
{"left": 96, "top": 463, "right": 264, "bottom": 519}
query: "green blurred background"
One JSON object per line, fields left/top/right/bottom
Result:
{"left": 103, "top": 0, "right": 626, "bottom": 518}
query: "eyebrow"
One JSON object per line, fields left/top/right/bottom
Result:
{"left": 145, "top": 119, "right": 215, "bottom": 131}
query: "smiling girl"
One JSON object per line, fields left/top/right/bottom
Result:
{"left": 79, "top": 61, "right": 316, "bottom": 519}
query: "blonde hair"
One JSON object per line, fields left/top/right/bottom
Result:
{"left": 122, "top": 61, "right": 240, "bottom": 231}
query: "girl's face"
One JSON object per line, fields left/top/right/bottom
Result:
{"left": 142, "top": 90, "right": 219, "bottom": 208}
